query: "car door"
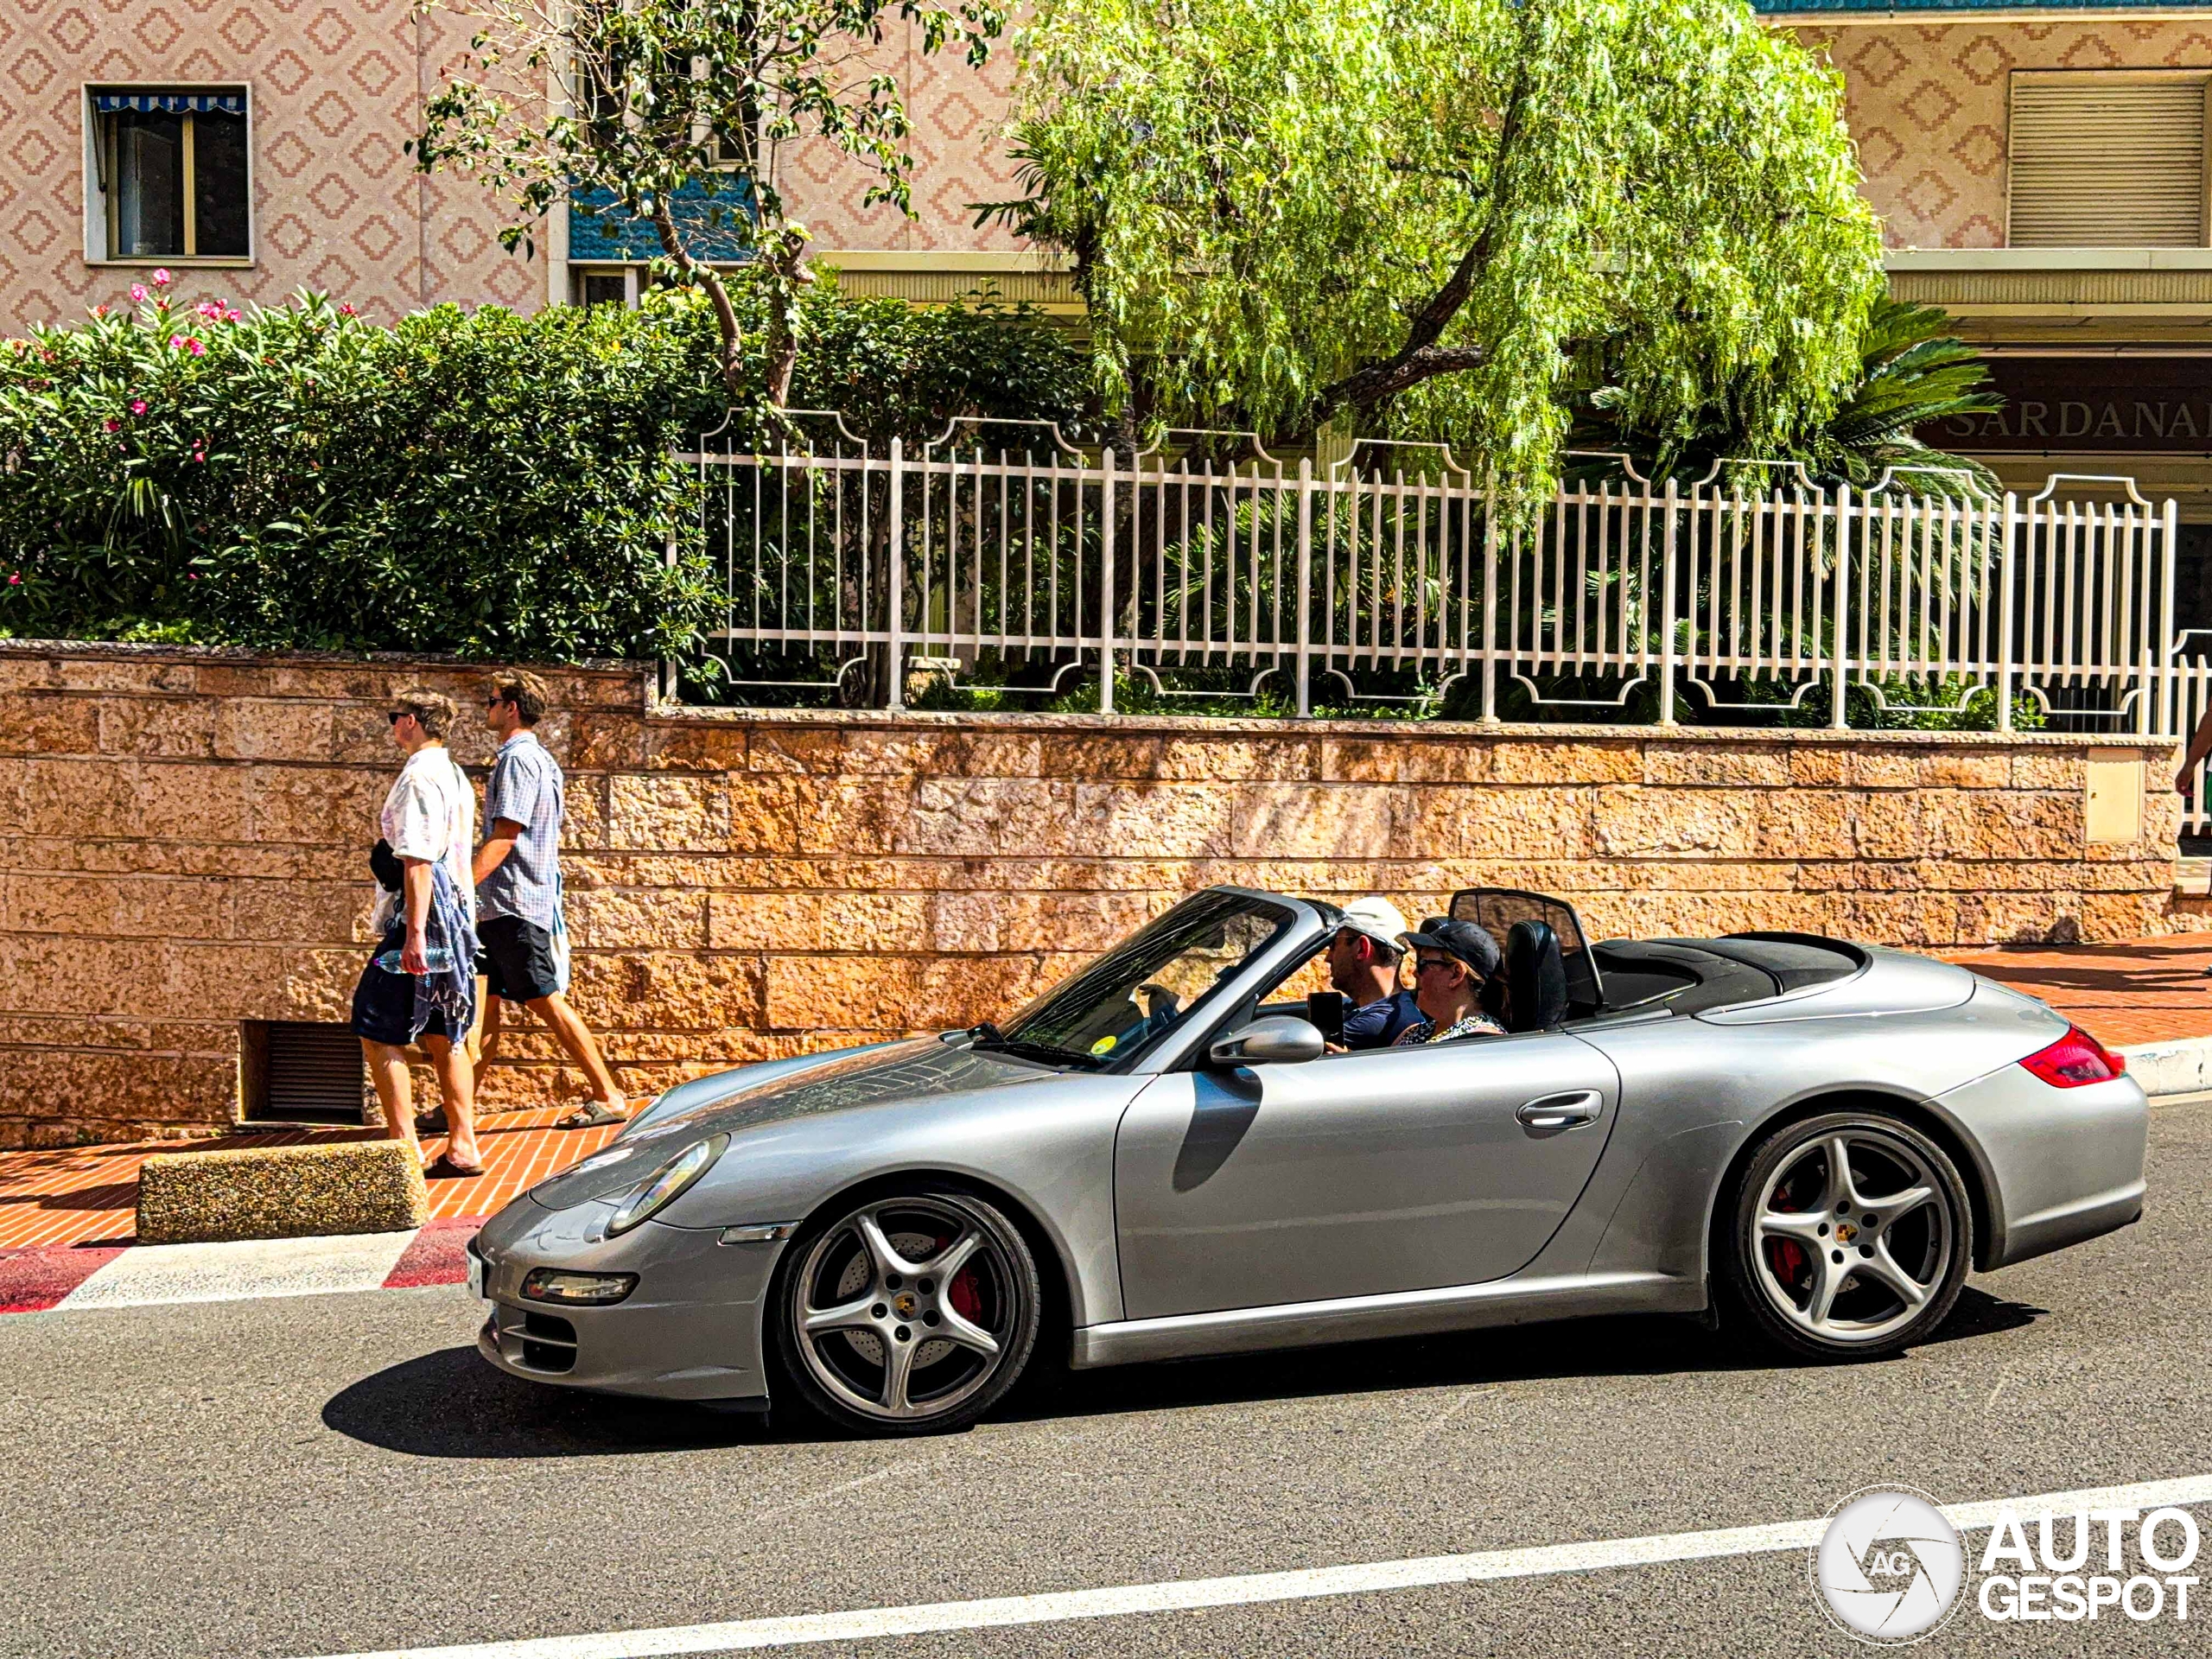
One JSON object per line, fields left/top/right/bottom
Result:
{"left": 1113, "top": 1033, "right": 1620, "bottom": 1320}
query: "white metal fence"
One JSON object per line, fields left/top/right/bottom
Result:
{"left": 683, "top": 415, "right": 2202, "bottom": 801}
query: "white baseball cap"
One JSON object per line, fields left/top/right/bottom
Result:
{"left": 1334, "top": 897, "right": 1410, "bottom": 952}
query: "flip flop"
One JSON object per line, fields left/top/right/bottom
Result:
{"left": 425, "top": 1153, "right": 486, "bottom": 1179}
{"left": 559, "top": 1101, "right": 628, "bottom": 1130}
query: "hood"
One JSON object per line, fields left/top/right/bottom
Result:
{"left": 527, "top": 1038, "right": 1058, "bottom": 1210}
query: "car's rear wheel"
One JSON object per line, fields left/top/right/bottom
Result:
{"left": 772, "top": 1185, "right": 1040, "bottom": 1436}
{"left": 1722, "top": 1112, "right": 1973, "bottom": 1362}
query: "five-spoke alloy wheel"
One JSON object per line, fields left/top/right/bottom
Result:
{"left": 1724, "top": 1112, "right": 1973, "bottom": 1361}
{"left": 772, "top": 1185, "right": 1041, "bottom": 1435}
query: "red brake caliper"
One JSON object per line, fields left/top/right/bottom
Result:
{"left": 949, "top": 1262, "right": 983, "bottom": 1321}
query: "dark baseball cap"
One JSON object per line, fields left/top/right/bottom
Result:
{"left": 1399, "top": 918, "right": 1502, "bottom": 980}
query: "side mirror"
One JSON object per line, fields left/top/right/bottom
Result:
{"left": 1209, "top": 1015, "right": 1325, "bottom": 1067}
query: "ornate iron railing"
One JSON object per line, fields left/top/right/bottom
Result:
{"left": 680, "top": 413, "right": 2186, "bottom": 754}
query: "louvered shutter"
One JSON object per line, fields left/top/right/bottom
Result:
{"left": 2009, "top": 79, "right": 2208, "bottom": 247}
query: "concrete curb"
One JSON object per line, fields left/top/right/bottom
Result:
{"left": 137, "top": 1139, "right": 429, "bottom": 1245}
{"left": 2119, "top": 1036, "right": 2212, "bottom": 1101}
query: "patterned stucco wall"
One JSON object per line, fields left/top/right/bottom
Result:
{"left": 0, "top": 0, "right": 542, "bottom": 334}
{"left": 773, "top": 23, "right": 1027, "bottom": 257}
{"left": 1788, "top": 17, "right": 2212, "bottom": 249}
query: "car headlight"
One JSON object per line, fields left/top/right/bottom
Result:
{"left": 521, "top": 1268, "right": 638, "bottom": 1306}
{"left": 607, "top": 1135, "right": 728, "bottom": 1236}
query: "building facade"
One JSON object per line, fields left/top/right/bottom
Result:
{"left": 0, "top": 0, "right": 1050, "bottom": 334}
{"left": 1768, "top": 2, "right": 2212, "bottom": 523}
{"left": 7, "top": 2, "right": 2212, "bottom": 505}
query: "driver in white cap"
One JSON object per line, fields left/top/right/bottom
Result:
{"left": 1326, "top": 897, "right": 1426, "bottom": 1049}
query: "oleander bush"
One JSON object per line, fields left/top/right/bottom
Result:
{"left": 0, "top": 271, "right": 1087, "bottom": 658}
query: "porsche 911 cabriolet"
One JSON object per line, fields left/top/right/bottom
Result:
{"left": 468, "top": 887, "right": 2146, "bottom": 1435}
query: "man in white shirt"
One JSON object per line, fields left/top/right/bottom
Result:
{"left": 351, "top": 686, "right": 484, "bottom": 1175}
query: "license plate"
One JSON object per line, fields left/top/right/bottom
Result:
{"left": 467, "top": 1251, "right": 486, "bottom": 1298}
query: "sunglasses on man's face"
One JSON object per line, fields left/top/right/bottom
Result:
{"left": 1414, "top": 956, "right": 1459, "bottom": 976}
{"left": 387, "top": 711, "right": 408, "bottom": 726}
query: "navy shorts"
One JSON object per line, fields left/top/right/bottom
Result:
{"left": 351, "top": 928, "right": 458, "bottom": 1047}
{"left": 478, "top": 914, "right": 561, "bottom": 1004}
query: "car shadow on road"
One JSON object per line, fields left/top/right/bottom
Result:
{"left": 322, "top": 1346, "right": 773, "bottom": 1458}
{"left": 323, "top": 1287, "right": 2045, "bottom": 1458}
{"left": 1002, "top": 1287, "right": 2046, "bottom": 1424}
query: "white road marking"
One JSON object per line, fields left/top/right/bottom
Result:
{"left": 62, "top": 1231, "right": 417, "bottom": 1309}
{"left": 297, "top": 1471, "right": 2212, "bottom": 1659}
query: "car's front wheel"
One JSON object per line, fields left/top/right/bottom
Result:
{"left": 772, "top": 1185, "right": 1040, "bottom": 1435}
{"left": 1722, "top": 1111, "right": 1974, "bottom": 1361}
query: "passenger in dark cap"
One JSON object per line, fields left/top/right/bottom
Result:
{"left": 1393, "top": 918, "right": 1505, "bottom": 1045}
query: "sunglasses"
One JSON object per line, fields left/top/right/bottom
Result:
{"left": 1414, "top": 956, "right": 1461, "bottom": 976}
{"left": 387, "top": 710, "right": 409, "bottom": 726}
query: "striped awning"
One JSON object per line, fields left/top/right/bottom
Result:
{"left": 93, "top": 92, "right": 246, "bottom": 115}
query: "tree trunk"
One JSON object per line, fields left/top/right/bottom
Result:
{"left": 760, "top": 228, "right": 814, "bottom": 409}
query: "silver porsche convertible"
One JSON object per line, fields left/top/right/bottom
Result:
{"left": 469, "top": 887, "right": 2147, "bottom": 1435}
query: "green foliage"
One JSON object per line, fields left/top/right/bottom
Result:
{"left": 0, "top": 276, "right": 1090, "bottom": 656}
{"left": 1578, "top": 298, "right": 2005, "bottom": 498}
{"left": 0, "top": 284, "right": 717, "bottom": 656}
{"left": 414, "top": 0, "right": 1006, "bottom": 397}
{"left": 750, "top": 278, "right": 1093, "bottom": 444}
{"left": 994, "top": 0, "right": 1883, "bottom": 502}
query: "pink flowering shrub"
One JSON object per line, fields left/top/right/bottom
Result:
{"left": 0, "top": 288, "right": 719, "bottom": 657}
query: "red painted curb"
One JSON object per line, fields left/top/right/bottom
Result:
{"left": 382, "top": 1217, "right": 484, "bottom": 1288}
{"left": 0, "top": 1244, "right": 127, "bottom": 1313}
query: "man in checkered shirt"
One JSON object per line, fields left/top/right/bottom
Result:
{"left": 472, "top": 670, "right": 628, "bottom": 1128}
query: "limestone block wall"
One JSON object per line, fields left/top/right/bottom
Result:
{"left": 0, "top": 642, "right": 2184, "bottom": 1148}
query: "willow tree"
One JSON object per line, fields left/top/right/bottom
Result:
{"left": 990, "top": 0, "right": 1885, "bottom": 494}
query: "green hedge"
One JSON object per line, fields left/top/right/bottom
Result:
{"left": 0, "top": 274, "right": 1087, "bottom": 659}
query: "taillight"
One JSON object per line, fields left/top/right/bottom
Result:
{"left": 2020, "top": 1026, "right": 2126, "bottom": 1088}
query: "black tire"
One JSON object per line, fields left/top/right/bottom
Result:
{"left": 771, "top": 1182, "right": 1040, "bottom": 1436}
{"left": 1720, "top": 1111, "right": 1974, "bottom": 1362}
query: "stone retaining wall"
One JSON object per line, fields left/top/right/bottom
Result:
{"left": 0, "top": 642, "right": 2185, "bottom": 1147}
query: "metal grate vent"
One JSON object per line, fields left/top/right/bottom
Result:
{"left": 250, "top": 1021, "right": 365, "bottom": 1123}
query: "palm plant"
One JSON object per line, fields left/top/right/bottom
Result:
{"left": 1573, "top": 298, "right": 2003, "bottom": 500}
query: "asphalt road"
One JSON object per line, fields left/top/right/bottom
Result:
{"left": 6, "top": 1103, "right": 2212, "bottom": 1659}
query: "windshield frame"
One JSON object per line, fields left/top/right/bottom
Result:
{"left": 989, "top": 888, "right": 1328, "bottom": 1074}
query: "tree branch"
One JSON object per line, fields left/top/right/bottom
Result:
{"left": 651, "top": 200, "right": 747, "bottom": 397}
{"left": 1319, "top": 344, "right": 1489, "bottom": 412}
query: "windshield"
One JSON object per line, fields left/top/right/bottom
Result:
{"left": 990, "top": 891, "right": 1295, "bottom": 1068}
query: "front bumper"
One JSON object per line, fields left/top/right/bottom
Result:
{"left": 470, "top": 1194, "right": 785, "bottom": 1402}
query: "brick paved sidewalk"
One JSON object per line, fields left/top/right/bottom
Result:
{"left": 0, "top": 1108, "right": 620, "bottom": 1252}
{"left": 1948, "top": 931, "right": 2212, "bottom": 1049}
{"left": 4, "top": 932, "right": 2208, "bottom": 1255}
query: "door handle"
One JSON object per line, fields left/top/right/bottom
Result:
{"left": 1517, "top": 1090, "right": 1603, "bottom": 1130}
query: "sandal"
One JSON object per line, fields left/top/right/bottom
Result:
{"left": 425, "top": 1153, "right": 486, "bottom": 1179}
{"left": 559, "top": 1100, "right": 629, "bottom": 1130}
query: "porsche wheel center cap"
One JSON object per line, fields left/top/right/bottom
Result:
{"left": 1835, "top": 1223, "right": 1858, "bottom": 1245}
{"left": 893, "top": 1293, "right": 918, "bottom": 1319}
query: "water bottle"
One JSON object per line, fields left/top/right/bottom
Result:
{"left": 374, "top": 944, "right": 454, "bottom": 976}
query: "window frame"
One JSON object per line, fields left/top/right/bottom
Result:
{"left": 83, "top": 83, "right": 256, "bottom": 268}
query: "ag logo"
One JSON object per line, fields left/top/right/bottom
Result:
{"left": 1810, "top": 1486, "right": 1967, "bottom": 1645}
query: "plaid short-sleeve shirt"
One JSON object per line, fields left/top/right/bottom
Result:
{"left": 477, "top": 730, "right": 565, "bottom": 931}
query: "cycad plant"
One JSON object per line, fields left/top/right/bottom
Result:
{"left": 1574, "top": 298, "right": 2003, "bottom": 500}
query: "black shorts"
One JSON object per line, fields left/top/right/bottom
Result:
{"left": 479, "top": 913, "right": 561, "bottom": 1004}
{"left": 351, "top": 933, "right": 458, "bottom": 1047}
